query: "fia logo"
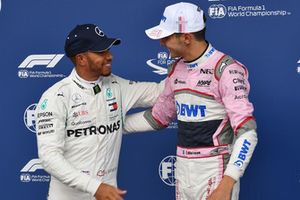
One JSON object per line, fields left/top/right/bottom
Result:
{"left": 146, "top": 52, "right": 175, "bottom": 75}
{"left": 158, "top": 155, "right": 176, "bottom": 186}
{"left": 24, "top": 103, "right": 37, "bottom": 133}
{"left": 208, "top": 4, "right": 227, "bottom": 19}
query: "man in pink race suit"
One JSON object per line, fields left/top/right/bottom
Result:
{"left": 125, "top": 2, "right": 258, "bottom": 200}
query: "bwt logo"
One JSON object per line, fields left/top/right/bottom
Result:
{"left": 159, "top": 155, "right": 176, "bottom": 186}
{"left": 234, "top": 139, "right": 251, "bottom": 168}
{"left": 18, "top": 54, "right": 64, "bottom": 69}
{"left": 208, "top": 4, "right": 227, "bottom": 19}
{"left": 176, "top": 101, "right": 206, "bottom": 117}
{"left": 24, "top": 103, "right": 37, "bottom": 133}
{"left": 20, "top": 159, "right": 43, "bottom": 173}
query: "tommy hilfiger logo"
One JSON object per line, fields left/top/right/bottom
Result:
{"left": 109, "top": 102, "right": 118, "bottom": 112}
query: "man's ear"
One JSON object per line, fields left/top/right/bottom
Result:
{"left": 75, "top": 53, "right": 87, "bottom": 66}
{"left": 182, "top": 33, "right": 193, "bottom": 45}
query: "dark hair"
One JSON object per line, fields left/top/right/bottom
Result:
{"left": 192, "top": 28, "right": 206, "bottom": 41}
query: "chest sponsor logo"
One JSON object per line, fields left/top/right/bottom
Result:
{"left": 176, "top": 101, "right": 206, "bottom": 117}
{"left": 200, "top": 68, "right": 214, "bottom": 74}
{"left": 72, "top": 110, "right": 89, "bottom": 118}
{"left": 72, "top": 93, "right": 82, "bottom": 103}
{"left": 106, "top": 88, "right": 113, "bottom": 99}
{"left": 67, "top": 120, "right": 120, "bottom": 137}
{"left": 234, "top": 139, "right": 251, "bottom": 168}
{"left": 196, "top": 80, "right": 211, "bottom": 87}
{"left": 186, "top": 63, "right": 198, "bottom": 69}
{"left": 174, "top": 79, "right": 186, "bottom": 85}
{"left": 108, "top": 102, "right": 118, "bottom": 112}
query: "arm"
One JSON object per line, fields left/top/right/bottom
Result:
{"left": 36, "top": 91, "right": 100, "bottom": 196}
{"left": 209, "top": 62, "right": 258, "bottom": 199}
{"left": 124, "top": 76, "right": 177, "bottom": 133}
{"left": 113, "top": 75, "right": 165, "bottom": 113}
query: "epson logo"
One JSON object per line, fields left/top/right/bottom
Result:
{"left": 24, "top": 103, "right": 37, "bottom": 133}
{"left": 67, "top": 120, "right": 120, "bottom": 137}
{"left": 18, "top": 54, "right": 64, "bottom": 69}
{"left": 158, "top": 155, "right": 176, "bottom": 186}
{"left": 176, "top": 101, "right": 206, "bottom": 117}
{"left": 234, "top": 139, "right": 251, "bottom": 168}
{"left": 208, "top": 4, "right": 227, "bottom": 19}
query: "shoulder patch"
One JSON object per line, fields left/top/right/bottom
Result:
{"left": 214, "top": 55, "right": 235, "bottom": 80}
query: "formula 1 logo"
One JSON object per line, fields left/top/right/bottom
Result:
{"left": 159, "top": 155, "right": 176, "bottom": 186}
{"left": 20, "top": 158, "right": 50, "bottom": 183}
{"left": 146, "top": 52, "right": 175, "bottom": 75}
{"left": 208, "top": 4, "right": 227, "bottom": 19}
{"left": 24, "top": 103, "right": 37, "bottom": 133}
{"left": 21, "top": 159, "right": 43, "bottom": 173}
{"left": 18, "top": 54, "right": 66, "bottom": 78}
{"left": 18, "top": 54, "right": 64, "bottom": 69}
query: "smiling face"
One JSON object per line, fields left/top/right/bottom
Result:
{"left": 85, "top": 51, "right": 113, "bottom": 77}
{"left": 74, "top": 50, "right": 113, "bottom": 80}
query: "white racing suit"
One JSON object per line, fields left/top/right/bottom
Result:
{"left": 36, "top": 69, "right": 164, "bottom": 200}
{"left": 125, "top": 44, "right": 258, "bottom": 199}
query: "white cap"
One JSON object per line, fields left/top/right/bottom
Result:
{"left": 145, "top": 2, "right": 205, "bottom": 40}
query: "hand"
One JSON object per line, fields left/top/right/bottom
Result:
{"left": 207, "top": 176, "right": 236, "bottom": 200}
{"left": 94, "top": 183, "right": 127, "bottom": 200}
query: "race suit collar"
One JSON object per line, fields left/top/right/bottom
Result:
{"left": 184, "top": 43, "right": 216, "bottom": 70}
{"left": 70, "top": 69, "right": 102, "bottom": 95}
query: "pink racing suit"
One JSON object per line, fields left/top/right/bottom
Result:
{"left": 125, "top": 43, "right": 258, "bottom": 200}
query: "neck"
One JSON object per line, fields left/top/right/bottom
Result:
{"left": 182, "top": 40, "right": 208, "bottom": 62}
{"left": 75, "top": 66, "right": 100, "bottom": 81}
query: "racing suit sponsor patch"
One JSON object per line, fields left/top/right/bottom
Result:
{"left": 66, "top": 120, "right": 121, "bottom": 137}
{"left": 234, "top": 139, "right": 251, "bottom": 168}
{"left": 176, "top": 101, "right": 206, "bottom": 117}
